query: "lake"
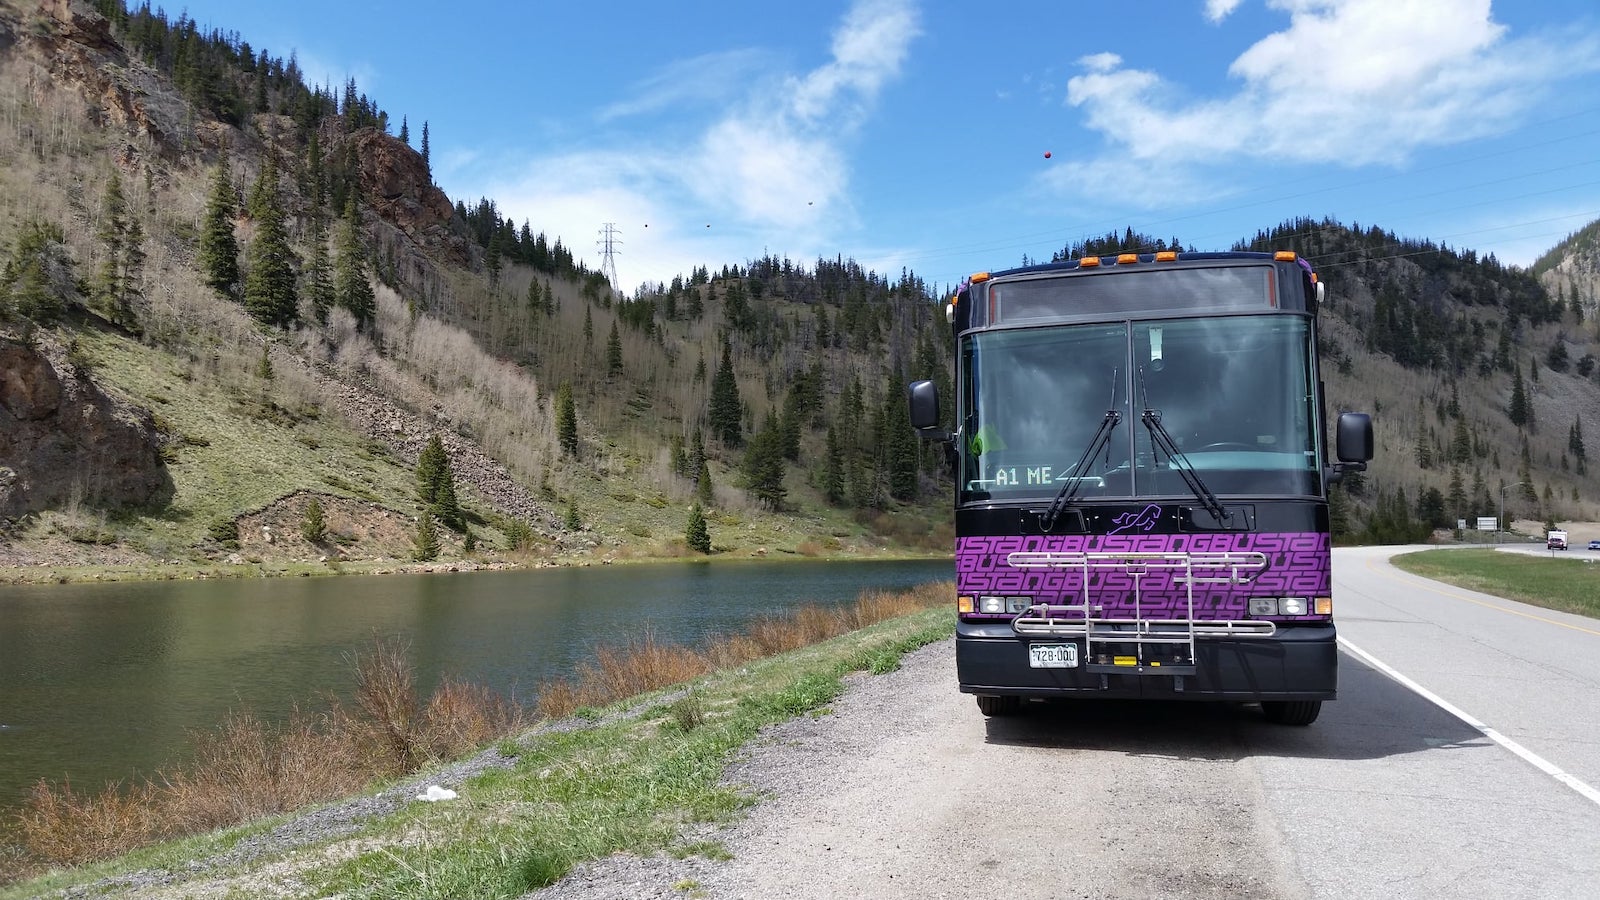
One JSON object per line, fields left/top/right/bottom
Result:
{"left": 0, "top": 558, "right": 952, "bottom": 808}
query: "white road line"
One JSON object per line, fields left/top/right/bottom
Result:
{"left": 1339, "top": 636, "right": 1600, "bottom": 808}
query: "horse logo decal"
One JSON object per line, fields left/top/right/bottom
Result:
{"left": 1108, "top": 504, "right": 1162, "bottom": 535}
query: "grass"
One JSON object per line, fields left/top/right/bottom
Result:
{"left": 1390, "top": 549, "right": 1600, "bottom": 619}
{"left": 0, "top": 582, "right": 954, "bottom": 896}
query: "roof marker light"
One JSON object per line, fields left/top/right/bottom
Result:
{"left": 970, "top": 272, "right": 991, "bottom": 283}
{"left": 1155, "top": 251, "right": 1177, "bottom": 262}
{"left": 1274, "top": 251, "right": 1297, "bottom": 261}
{"left": 1079, "top": 256, "right": 1101, "bottom": 267}
{"left": 1116, "top": 253, "right": 1138, "bottom": 264}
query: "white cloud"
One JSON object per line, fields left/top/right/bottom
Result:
{"left": 598, "top": 49, "right": 769, "bottom": 122}
{"left": 1077, "top": 52, "right": 1122, "bottom": 73}
{"left": 692, "top": 119, "right": 846, "bottom": 228}
{"left": 1205, "top": 0, "right": 1244, "bottom": 22}
{"left": 1060, "top": 0, "right": 1600, "bottom": 198}
{"left": 789, "top": 0, "right": 921, "bottom": 124}
{"left": 447, "top": 0, "right": 920, "bottom": 290}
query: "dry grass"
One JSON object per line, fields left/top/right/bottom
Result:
{"left": 2, "top": 638, "right": 525, "bottom": 880}
{"left": 10, "top": 779, "right": 161, "bottom": 870}
{"left": 535, "top": 581, "right": 948, "bottom": 719}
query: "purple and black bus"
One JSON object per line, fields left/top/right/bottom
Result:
{"left": 909, "top": 250, "right": 1372, "bottom": 725}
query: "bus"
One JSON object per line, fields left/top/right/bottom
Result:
{"left": 908, "top": 250, "right": 1372, "bottom": 726}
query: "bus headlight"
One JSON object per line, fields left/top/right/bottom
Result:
{"left": 1248, "top": 597, "right": 1311, "bottom": 616}
{"left": 978, "top": 596, "right": 1034, "bottom": 614}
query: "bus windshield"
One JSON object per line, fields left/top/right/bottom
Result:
{"left": 960, "top": 315, "right": 1321, "bottom": 503}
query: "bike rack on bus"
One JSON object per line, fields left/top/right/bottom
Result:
{"left": 1003, "top": 551, "right": 1275, "bottom": 677}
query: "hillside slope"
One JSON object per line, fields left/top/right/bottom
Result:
{"left": 2, "top": 0, "right": 1598, "bottom": 580}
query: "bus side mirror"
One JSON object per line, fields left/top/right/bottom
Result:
{"left": 1336, "top": 412, "right": 1372, "bottom": 463}
{"left": 907, "top": 380, "right": 949, "bottom": 441}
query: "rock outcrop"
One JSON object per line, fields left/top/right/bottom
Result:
{"left": 0, "top": 337, "right": 172, "bottom": 521}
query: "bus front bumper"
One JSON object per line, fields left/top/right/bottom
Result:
{"left": 955, "top": 620, "right": 1337, "bottom": 701}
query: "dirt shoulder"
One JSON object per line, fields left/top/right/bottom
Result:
{"left": 527, "top": 642, "right": 1301, "bottom": 900}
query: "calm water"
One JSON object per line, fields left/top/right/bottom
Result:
{"left": 0, "top": 558, "right": 951, "bottom": 807}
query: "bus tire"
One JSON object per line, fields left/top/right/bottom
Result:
{"left": 976, "top": 695, "right": 1021, "bottom": 717}
{"left": 1260, "top": 700, "right": 1321, "bottom": 726}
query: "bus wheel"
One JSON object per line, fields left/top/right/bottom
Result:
{"left": 976, "top": 695, "right": 1021, "bottom": 717}
{"left": 1261, "top": 700, "right": 1321, "bottom": 726}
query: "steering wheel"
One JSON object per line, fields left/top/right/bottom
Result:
{"left": 1194, "top": 442, "right": 1256, "bottom": 452}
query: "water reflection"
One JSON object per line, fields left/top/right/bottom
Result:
{"left": 0, "top": 558, "right": 949, "bottom": 806}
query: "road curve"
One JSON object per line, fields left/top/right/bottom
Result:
{"left": 530, "top": 546, "right": 1600, "bottom": 900}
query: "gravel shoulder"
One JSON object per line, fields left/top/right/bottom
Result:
{"left": 528, "top": 640, "right": 1308, "bottom": 900}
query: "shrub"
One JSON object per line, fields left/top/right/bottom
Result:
{"left": 300, "top": 497, "right": 326, "bottom": 543}
{"left": 207, "top": 518, "right": 239, "bottom": 549}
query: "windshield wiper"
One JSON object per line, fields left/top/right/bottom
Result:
{"left": 1138, "top": 367, "right": 1234, "bottom": 527}
{"left": 1041, "top": 371, "right": 1121, "bottom": 532}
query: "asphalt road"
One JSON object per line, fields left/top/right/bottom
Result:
{"left": 534, "top": 545, "right": 1600, "bottom": 900}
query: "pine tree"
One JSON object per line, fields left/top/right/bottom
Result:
{"left": 413, "top": 510, "right": 440, "bottom": 561}
{"left": 564, "top": 500, "right": 581, "bottom": 531}
{"left": 696, "top": 459, "right": 713, "bottom": 506}
{"left": 556, "top": 381, "right": 578, "bottom": 457}
{"left": 1413, "top": 415, "right": 1432, "bottom": 469}
{"left": 304, "top": 216, "right": 334, "bottom": 324}
{"left": 823, "top": 424, "right": 845, "bottom": 504}
{"left": 689, "top": 428, "right": 706, "bottom": 475}
{"left": 420, "top": 121, "right": 430, "bottom": 179}
{"left": 742, "top": 408, "right": 787, "bottom": 509}
{"left": 242, "top": 156, "right": 299, "bottom": 328}
{"left": 1508, "top": 366, "right": 1529, "bottom": 428}
{"left": 1447, "top": 468, "right": 1466, "bottom": 527}
{"left": 708, "top": 341, "right": 743, "bottom": 447}
{"left": 416, "top": 433, "right": 463, "bottom": 530}
{"left": 6, "top": 220, "right": 71, "bottom": 324}
{"left": 885, "top": 373, "right": 919, "bottom": 500}
{"left": 685, "top": 503, "right": 711, "bottom": 554}
{"left": 582, "top": 305, "right": 593, "bottom": 346}
{"left": 1450, "top": 417, "right": 1472, "bottom": 464}
{"left": 334, "top": 199, "right": 375, "bottom": 327}
{"left": 301, "top": 496, "right": 326, "bottom": 543}
{"left": 605, "top": 320, "right": 624, "bottom": 379}
{"left": 198, "top": 159, "right": 240, "bottom": 298}
{"left": 94, "top": 172, "right": 126, "bottom": 313}
{"left": 119, "top": 217, "right": 145, "bottom": 316}
{"left": 398, "top": 115, "right": 409, "bottom": 145}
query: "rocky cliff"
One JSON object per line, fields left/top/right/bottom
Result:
{"left": 0, "top": 336, "right": 171, "bottom": 521}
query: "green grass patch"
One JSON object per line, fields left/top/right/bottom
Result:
{"left": 1390, "top": 549, "right": 1600, "bottom": 619}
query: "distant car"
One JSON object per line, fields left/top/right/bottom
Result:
{"left": 1589, "top": 540, "right": 1600, "bottom": 551}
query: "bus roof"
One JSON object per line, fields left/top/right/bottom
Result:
{"left": 982, "top": 251, "right": 1302, "bottom": 282}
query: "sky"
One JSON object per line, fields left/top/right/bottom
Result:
{"left": 173, "top": 0, "right": 1600, "bottom": 296}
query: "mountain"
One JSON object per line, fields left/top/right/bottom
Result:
{"left": 1, "top": 0, "right": 1596, "bottom": 576}
{"left": 0, "top": 0, "right": 953, "bottom": 574}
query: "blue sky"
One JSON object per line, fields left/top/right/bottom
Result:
{"left": 176, "top": 0, "right": 1600, "bottom": 295}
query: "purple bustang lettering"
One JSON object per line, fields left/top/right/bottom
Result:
{"left": 956, "top": 531, "right": 1330, "bottom": 618}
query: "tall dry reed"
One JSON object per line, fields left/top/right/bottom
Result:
{"left": 535, "top": 581, "right": 950, "bottom": 719}
{"left": 3, "top": 638, "right": 526, "bottom": 882}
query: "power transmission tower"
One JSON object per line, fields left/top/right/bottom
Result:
{"left": 598, "top": 223, "right": 622, "bottom": 294}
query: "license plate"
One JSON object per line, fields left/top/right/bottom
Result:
{"left": 1028, "top": 643, "right": 1079, "bottom": 668}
